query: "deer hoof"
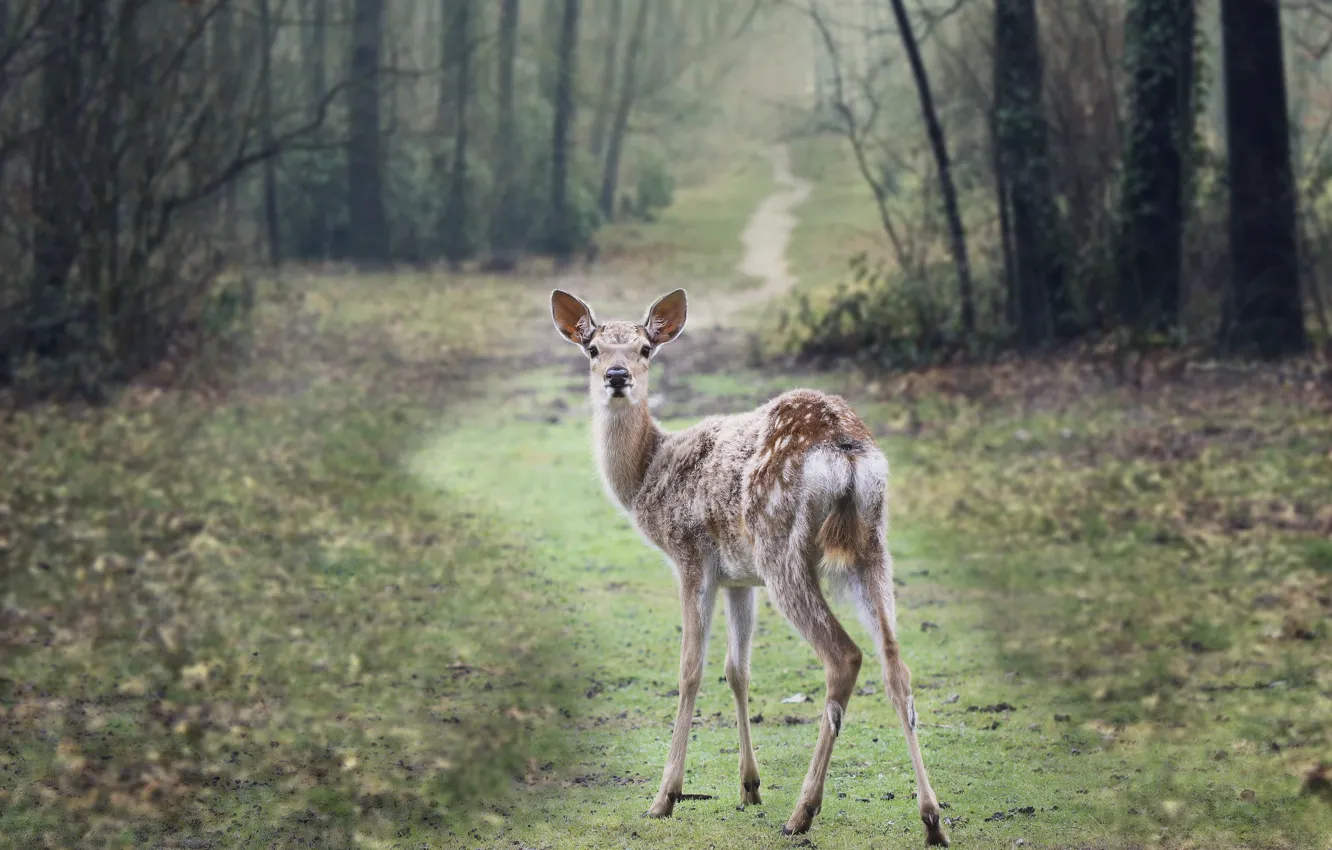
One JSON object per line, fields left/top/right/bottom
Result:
{"left": 922, "top": 811, "right": 950, "bottom": 846}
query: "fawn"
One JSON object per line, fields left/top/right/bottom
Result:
{"left": 550, "top": 288, "right": 948, "bottom": 845}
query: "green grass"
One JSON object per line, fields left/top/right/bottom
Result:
{"left": 785, "top": 135, "right": 888, "bottom": 296}
{"left": 2, "top": 149, "right": 1330, "bottom": 849}
{"left": 598, "top": 149, "right": 778, "bottom": 290}
{"left": 0, "top": 276, "right": 579, "bottom": 848}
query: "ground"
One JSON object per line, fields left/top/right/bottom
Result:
{"left": 1, "top": 144, "right": 1329, "bottom": 850}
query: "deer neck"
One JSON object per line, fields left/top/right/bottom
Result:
{"left": 592, "top": 398, "right": 662, "bottom": 511}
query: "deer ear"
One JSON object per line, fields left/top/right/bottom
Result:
{"left": 551, "top": 289, "right": 597, "bottom": 346}
{"left": 643, "top": 289, "right": 687, "bottom": 346}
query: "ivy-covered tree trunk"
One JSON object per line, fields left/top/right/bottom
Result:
{"left": 440, "top": 0, "right": 472, "bottom": 267}
{"left": 1118, "top": 0, "right": 1195, "bottom": 335}
{"left": 347, "top": 0, "right": 390, "bottom": 265}
{"left": 1219, "top": 0, "right": 1306, "bottom": 357}
{"left": 599, "top": 0, "right": 648, "bottom": 221}
{"left": 993, "top": 0, "right": 1067, "bottom": 349}
{"left": 548, "top": 0, "right": 581, "bottom": 264}
{"left": 888, "top": 0, "right": 975, "bottom": 335}
{"left": 486, "top": 0, "right": 522, "bottom": 270}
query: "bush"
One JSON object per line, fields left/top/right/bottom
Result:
{"left": 782, "top": 254, "right": 1005, "bottom": 369}
{"left": 634, "top": 158, "right": 676, "bottom": 222}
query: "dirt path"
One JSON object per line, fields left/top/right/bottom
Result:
{"left": 554, "top": 144, "right": 811, "bottom": 329}
{"left": 733, "top": 144, "right": 813, "bottom": 307}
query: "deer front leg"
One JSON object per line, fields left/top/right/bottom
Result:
{"left": 724, "top": 586, "right": 761, "bottom": 806}
{"left": 648, "top": 576, "right": 716, "bottom": 819}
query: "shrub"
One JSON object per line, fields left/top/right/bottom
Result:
{"left": 634, "top": 157, "right": 676, "bottom": 222}
{"left": 782, "top": 254, "right": 1006, "bottom": 369}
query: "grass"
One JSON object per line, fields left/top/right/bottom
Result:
{"left": 598, "top": 149, "right": 779, "bottom": 290}
{"left": 0, "top": 275, "right": 581, "bottom": 847}
{"left": 785, "top": 135, "right": 889, "bottom": 296}
{"left": 3, "top": 150, "right": 1331, "bottom": 849}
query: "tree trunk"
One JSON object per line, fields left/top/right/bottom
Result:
{"left": 30, "top": 1, "right": 87, "bottom": 357}
{"left": 589, "top": 0, "right": 622, "bottom": 159}
{"left": 300, "top": 0, "right": 329, "bottom": 259}
{"left": 259, "top": 0, "right": 281, "bottom": 267}
{"left": 888, "top": 0, "right": 975, "bottom": 335}
{"left": 993, "top": 0, "right": 1067, "bottom": 349}
{"left": 347, "top": 0, "right": 390, "bottom": 265}
{"left": 1117, "top": 0, "right": 1195, "bottom": 335}
{"left": 438, "top": 0, "right": 461, "bottom": 138}
{"left": 487, "top": 0, "right": 522, "bottom": 270}
{"left": 1219, "top": 0, "right": 1306, "bottom": 356}
{"left": 212, "top": 4, "right": 238, "bottom": 246}
{"left": 991, "top": 86, "right": 1017, "bottom": 329}
{"left": 598, "top": 0, "right": 648, "bottom": 221}
{"left": 0, "top": 0, "right": 9, "bottom": 203}
{"left": 539, "top": 0, "right": 560, "bottom": 103}
{"left": 548, "top": 0, "right": 581, "bottom": 264}
{"left": 441, "top": 0, "right": 472, "bottom": 266}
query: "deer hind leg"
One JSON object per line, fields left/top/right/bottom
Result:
{"left": 724, "top": 586, "right": 762, "bottom": 806}
{"left": 647, "top": 574, "right": 717, "bottom": 819}
{"left": 760, "top": 543, "right": 862, "bottom": 835}
{"left": 851, "top": 548, "right": 949, "bottom": 847}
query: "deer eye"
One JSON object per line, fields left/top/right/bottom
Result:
{"left": 587, "top": 345, "right": 600, "bottom": 358}
{"left": 640, "top": 345, "right": 652, "bottom": 358}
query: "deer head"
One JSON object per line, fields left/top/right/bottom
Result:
{"left": 551, "top": 289, "right": 687, "bottom": 409}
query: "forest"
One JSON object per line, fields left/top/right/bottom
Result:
{"left": 1, "top": 1, "right": 1330, "bottom": 848}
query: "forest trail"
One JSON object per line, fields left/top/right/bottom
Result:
{"left": 537, "top": 142, "right": 811, "bottom": 339}
{"left": 733, "top": 143, "right": 813, "bottom": 309}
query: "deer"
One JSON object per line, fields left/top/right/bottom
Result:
{"left": 550, "top": 288, "right": 949, "bottom": 846}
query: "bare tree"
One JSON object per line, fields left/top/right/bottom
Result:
{"left": 259, "top": 0, "right": 282, "bottom": 267}
{"left": 589, "top": 0, "right": 623, "bottom": 159}
{"left": 548, "top": 0, "right": 581, "bottom": 264}
{"left": 347, "top": 0, "right": 390, "bottom": 265}
{"left": 487, "top": 0, "right": 523, "bottom": 270}
{"left": 599, "top": 0, "right": 649, "bottom": 220}
{"left": 300, "top": 0, "right": 330, "bottom": 259}
{"left": 887, "top": 0, "right": 976, "bottom": 334}
{"left": 441, "top": 0, "right": 473, "bottom": 267}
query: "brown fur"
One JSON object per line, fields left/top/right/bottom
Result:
{"left": 550, "top": 289, "right": 948, "bottom": 845}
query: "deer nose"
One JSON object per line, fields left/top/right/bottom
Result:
{"left": 605, "top": 366, "right": 630, "bottom": 388}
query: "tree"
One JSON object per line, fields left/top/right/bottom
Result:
{"left": 347, "top": 0, "right": 390, "bottom": 265}
{"left": 440, "top": 0, "right": 473, "bottom": 267}
{"left": 259, "top": 0, "right": 282, "bottom": 267}
{"left": 548, "top": 0, "right": 581, "bottom": 263}
{"left": 487, "top": 0, "right": 523, "bottom": 270}
{"left": 29, "top": 0, "right": 89, "bottom": 358}
{"left": 211, "top": 2, "right": 239, "bottom": 247}
{"left": 599, "top": 0, "right": 649, "bottom": 220}
{"left": 539, "top": 0, "right": 560, "bottom": 103}
{"left": 589, "top": 0, "right": 623, "bottom": 159}
{"left": 994, "top": 0, "right": 1068, "bottom": 348}
{"left": 299, "top": 0, "right": 330, "bottom": 259}
{"left": 1219, "top": 0, "right": 1306, "bottom": 356}
{"left": 1117, "top": 0, "right": 1196, "bottom": 335}
{"left": 887, "top": 0, "right": 975, "bottom": 335}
